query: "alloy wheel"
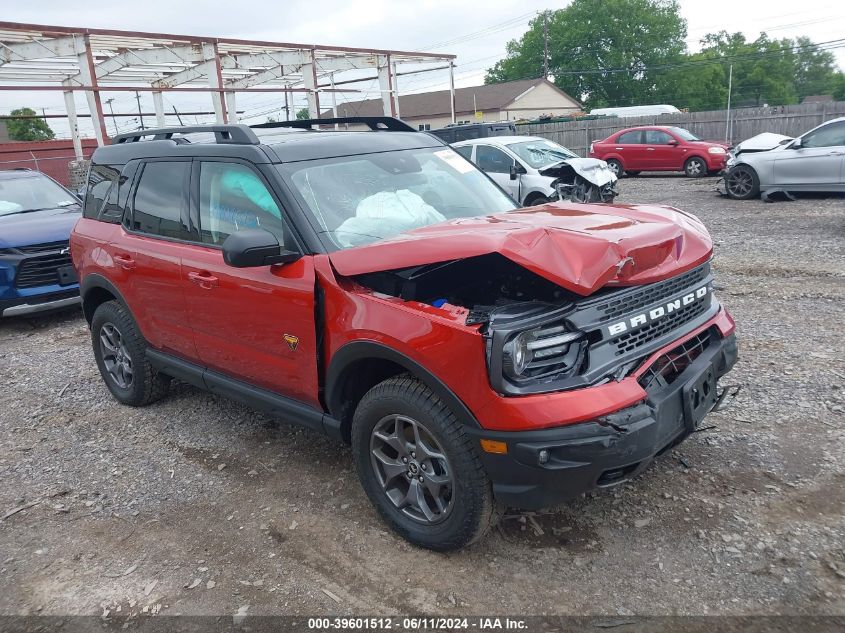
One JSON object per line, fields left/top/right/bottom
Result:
{"left": 100, "top": 322, "right": 133, "bottom": 389}
{"left": 727, "top": 168, "right": 754, "bottom": 197}
{"left": 686, "top": 159, "right": 704, "bottom": 177}
{"left": 370, "top": 414, "right": 453, "bottom": 524}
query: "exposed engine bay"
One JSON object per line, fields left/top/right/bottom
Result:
{"left": 352, "top": 253, "right": 579, "bottom": 326}
{"left": 541, "top": 158, "right": 618, "bottom": 203}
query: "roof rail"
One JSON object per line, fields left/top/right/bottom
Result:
{"left": 111, "top": 124, "right": 260, "bottom": 146}
{"left": 251, "top": 116, "right": 416, "bottom": 132}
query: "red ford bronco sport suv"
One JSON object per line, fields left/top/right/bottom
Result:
{"left": 71, "top": 117, "right": 737, "bottom": 551}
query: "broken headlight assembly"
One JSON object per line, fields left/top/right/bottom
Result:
{"left": 485, "top": 302, "right": 588, "bottom": 395}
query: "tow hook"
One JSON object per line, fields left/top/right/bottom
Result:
{"left": 712, "top": 384, "right": 742, "bottom": 412}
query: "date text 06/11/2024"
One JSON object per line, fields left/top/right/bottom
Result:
{"left": 306, "top": 617, "right": 528, "bottom": 630}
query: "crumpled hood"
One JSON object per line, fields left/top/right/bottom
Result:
{"left": 0, "top": 207, "right": 81, "bottom": 249}
{"left": 539, "top": 157, "right": 617, "bottom": 187}
{"left": 329, "top": 202, "right": 713, "bottom": 296}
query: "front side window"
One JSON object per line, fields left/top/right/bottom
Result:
{"left": 506, "top": 139, "right": 577, "bottom": 168}
{"left": 198, "top": 162, "right": 289, "bottom": 246}
{"left": 278, "top": 147, "right": 517, "bottom": 250}
{"left": 0, "top": 174, "right": 78, "bottom": 217}
{"left": 475, "top": 145, "right": 513, "bottom": 174}
{"left": 131, "top": 161, "right": 192, "bottom": 239}
{"left": 617, "top": 131, "right": 642, "bottom": 144}
{"left": 802, "top": 121, "right": 845, "bottom": 148}
{"left": 668, "top": 127, "right": 700, "bottom": 141}
{"left": 644, "top": 130, "right": 673, "bottom": 144}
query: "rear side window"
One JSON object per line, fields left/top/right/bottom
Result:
{"left": 617, "top": 131, "right": 642, "bottom": 144}
{"left": 131, "top": 161, "right": 192, "bottom": 240}
{"left": 83, "top": 164, "right": 119, "bottom": 219}
{"left": 454, "top": 145, "right": 474, "bottom": 160}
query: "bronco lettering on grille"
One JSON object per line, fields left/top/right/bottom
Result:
{"left": 606, "top": 286, "right": 710, "bottom": 337}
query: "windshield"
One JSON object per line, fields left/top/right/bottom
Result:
{"left": 0, "top": 174, "right": 78, "bottom": 217}
{"left": 278, "top": 147, "right": 517, "bottom": 250}
{"left": 505, "top": 139, "right": 577, "bottom": 168}
{"left": 669, "top": 127, "right": 701, "bottom": 141}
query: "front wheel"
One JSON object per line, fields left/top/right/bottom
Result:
{"left": 351, "top": 375, "right": 497, "bottom": 551}
{"left": 725, "top": 165, "right": 760, "bottom": 200}
{"left": 684, "top": 156, "right": 707, "bottom": 178}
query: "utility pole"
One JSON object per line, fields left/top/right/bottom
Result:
{"left": 725, "top": 64, "right": 733, "bottom": 143}
{"left": 104, "top": 98, "right": 118, "bottom": 136}
{"left": 134, "top": 91, "right": 145, "bottom": 130}
{"left": 172, "top": 105, "right": 184, "bottom": 126}
{"left": 284, "top": 88, "right": 290, "bottom": 121}
{"left": 542, "top": 11, "right": 550, "bottom": 79}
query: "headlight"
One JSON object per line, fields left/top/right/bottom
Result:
{"left": 501, "top": 324, "right": 583, "bottom": 381}
{"left": 708, "top": 147, "right": 726, "bottom": 155}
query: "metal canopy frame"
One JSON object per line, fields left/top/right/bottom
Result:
{"left": 0, "top": 21, "right": 456, "bottom": 158}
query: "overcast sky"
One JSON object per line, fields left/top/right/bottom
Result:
{"left": 1, "top": 0, "right": 843, "bottom": 138}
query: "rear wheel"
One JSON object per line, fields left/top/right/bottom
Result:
{"left": 725, "top": 165, "right": 760, "bottom": 200}
{"left": 91, "top": 301, "right": 170, "bottom": 406}
{"left": 605, "top": 159, "right": 623, "bottom": 177}
{"left": 351, "top": 375, "right": 497, "bottom": 551}
{"left": 684, "top": 156, "right": 707, "bottom": 178}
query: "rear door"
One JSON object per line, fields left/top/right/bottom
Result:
{"left": 179, "top": 159, "right": 320, "bottom": 407}
{"left": 773, "top": 121, "right": 845, "bottom": 187}
{"left": 614, "top": 130, "right": 647, "bottom": 171}
{"left": 115, "top": 159, "right": 197, "bottom": 360}
{"left": 474, "top": 144, "right": 520, "bottom": 202}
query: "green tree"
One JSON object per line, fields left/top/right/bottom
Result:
{"left": 6, "top": 107, "right": 55, "bottom": 141}
{"left": 793, "top": 36, "right": 840, "bottom": 99}
{"left": 295, "top": 108, "right": 310, "bottom": 120}
{"left": 486, "top": 0, "right": 688, "bottom": 109}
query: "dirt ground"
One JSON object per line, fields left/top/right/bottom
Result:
{"left": 0, "top": 175, "right": 843, "bottom": 619}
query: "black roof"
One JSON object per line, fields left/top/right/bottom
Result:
{"left": 94, "top": 120, "right": 444, "bottom": 165}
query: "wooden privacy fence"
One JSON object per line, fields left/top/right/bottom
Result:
{"left": 518, "top": 101, "right": 845, "bottom": 156}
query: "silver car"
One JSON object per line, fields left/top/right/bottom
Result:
{"left": 724, "top": 117, "right": 845, "bottom": 199}
{"left": 452, "top": 136, "right": 618, "bottom": 205}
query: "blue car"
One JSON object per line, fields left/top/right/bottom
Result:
{"left": 0, "top": 169, "right": 82, "bottom": 317}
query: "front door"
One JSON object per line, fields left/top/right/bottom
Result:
{"left": 116, "top": 159, "right": 197, "bottom": 360}
{"left": 773, "top": 121, "right": 845, "bottom": 187}
{"left": 475, "top": 144, "right": 520, "bottom": 202}
{"left": 180, "top": 160, "right": 320, "bottom": 407}
{"left": 643, "top": 129, "right": 684, "bottom": 170}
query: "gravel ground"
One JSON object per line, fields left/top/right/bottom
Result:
{"left": 0, "top": 175, "right": 843, "bottom": 619}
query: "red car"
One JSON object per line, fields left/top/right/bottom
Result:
{"left": 71, "top": 118, "right": 737, "bottom": 551}
{"left": 589, "top": 126, "right": 729, "bottom": 177}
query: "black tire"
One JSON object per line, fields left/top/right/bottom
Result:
{"left": 523, "top": 194, "right": 549, "bottom": 207}
{"left": 605, "top": 159, "right": 623, "bottom": 177}
{"left": 725, "top": 165, "right": 760, "bottom": 200}
{"left": 351, "top": 375, "right": 497, "bottom": 551}
{"left": 684, "top": 156, "right": 707, "bottom": 178}
{"left": 91, "top": 301, "right": 170, "bottom": 406}
{"left": 625, "top": 170, "right": 641, "bottom": 177}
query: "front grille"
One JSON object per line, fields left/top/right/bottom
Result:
{"left": 15, "top": 252, "right": 72, "bottom": 288}
{"left": 15, "top": 240, "right": 69, "bottom": 254}
{"left": 614, "top": 295, "right": 710, "bottom": 355}
{"left": 594, "top": 263, "right": 709, "bottom": 323}
{"left": 638, "top": 328, "right": 712, "bottom": 391}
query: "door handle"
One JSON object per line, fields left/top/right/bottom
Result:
{"left": 646, "top": 147, "right": 656, "bottom": 151}
{"left": 187, "top": 270, "right": 219, "bottom": 289}
{"left": 828, "top": 151, "right": 845, "bottom": 155}
{"left": 615, "top": 147, "right": 623, "bottom": 150}
{"left": 113, "top": 254, "right": 135, "bottom": 271}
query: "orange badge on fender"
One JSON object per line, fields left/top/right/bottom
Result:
{"left": 283, "top": 334, "right": 299, "bottom": 351}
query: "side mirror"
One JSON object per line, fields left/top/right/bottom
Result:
{"left": 790, "top": 137, "right": 802, "bottom": 149}
{"left": 509, "top": 163, "right": 526, "bottom": 180}
{"left": 222, "top": 228, "right": 301, "bottom": 268}
{"left": 667, "top": 139, "right": 679, "bottom": 146}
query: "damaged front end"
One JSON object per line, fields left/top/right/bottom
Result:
{"left": 348, "top": 252, "right": 719, "bottom": 397}
{"left": 540, "top": 158, "right": 618, "bottom": 203}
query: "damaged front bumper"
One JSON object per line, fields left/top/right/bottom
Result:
{"left": 466, "top": 327, "right": 738, "bottom": 510}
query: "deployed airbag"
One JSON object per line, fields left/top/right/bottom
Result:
{"left": 335, "top": 189, "right": 446, "bottom": 247}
